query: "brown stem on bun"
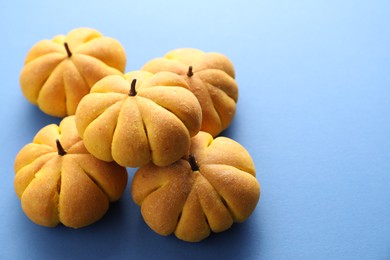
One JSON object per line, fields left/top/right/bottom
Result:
{"left": 187, "top": 66, "right": 194, "bottom": 77}
{"left": 188, "top": 154, "right": 199, "bottom": 171}
{"left": 56, "top": 139, "right": 67, "bottom": 156}
{"left": 64, "top": 42, "right": 72, "bottom": 57}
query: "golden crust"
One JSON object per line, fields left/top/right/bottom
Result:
{"left": 131, "top": 131, "right": 260, "bottom": 242}
{"left": 14, "top": 116, "right": 128, "bottom": 228}
{"left": 75, "top": 71, "right": 202, "bottom": 168}
{"left": 142, "top": 48, "right": 238, "bottom": 137}
{"left": 19, "top": 27, "right": 127, "bottom": 117}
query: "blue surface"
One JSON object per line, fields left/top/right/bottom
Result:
{"left": 1, "top": 0, "right": 390, "bottom": 259}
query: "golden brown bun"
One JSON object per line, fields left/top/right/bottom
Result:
{"left": 20, "top": 27, "right": 127, "bottom": 117}
{"left": 131, "top": 131, "right": 260, "bottom": 242}
{"left": 75, "top": 71, "right": 202, "bottom": 168}
{"left": 14, "top": 116, "right": 128, "bottom": 228}
{"left": 142, "top": 48, "right": 238, "bottom": 137}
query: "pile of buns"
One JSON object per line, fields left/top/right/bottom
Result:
{"left": 15, "top": 27, "right": 260, "bottom": 242}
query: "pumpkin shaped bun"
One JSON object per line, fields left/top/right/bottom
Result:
{"left": 131, "top": 131, "right": 260, "bottom": 242}
{"left": 142, "top": 48, "right": 238, "bottom": 137}
{"left": 75, "top": 71, "right": 202, "bottom": 168}
{"left": 20, "top": 27, "right": 126, "bottom": 117}
{"left": 14, "top": 116, "right": 128, "bottom": 228}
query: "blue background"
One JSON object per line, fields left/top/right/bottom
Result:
{"left": 1, "top": 0, "right": 389, "bottom": 259}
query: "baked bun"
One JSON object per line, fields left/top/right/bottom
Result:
{"left": 20, "top": 27, "right": 126, "bottom": 117}
{"left": 75, "top": 70, "right": 202, "bottom": 168}
{"left": 132, "top": 131, "right": 260, "bottom": 242}
{"left": 14, "top": 116, "right": 128, "bottom": 228}
{"left": 142, "top": 48, "right": 238, "bottom": 137}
